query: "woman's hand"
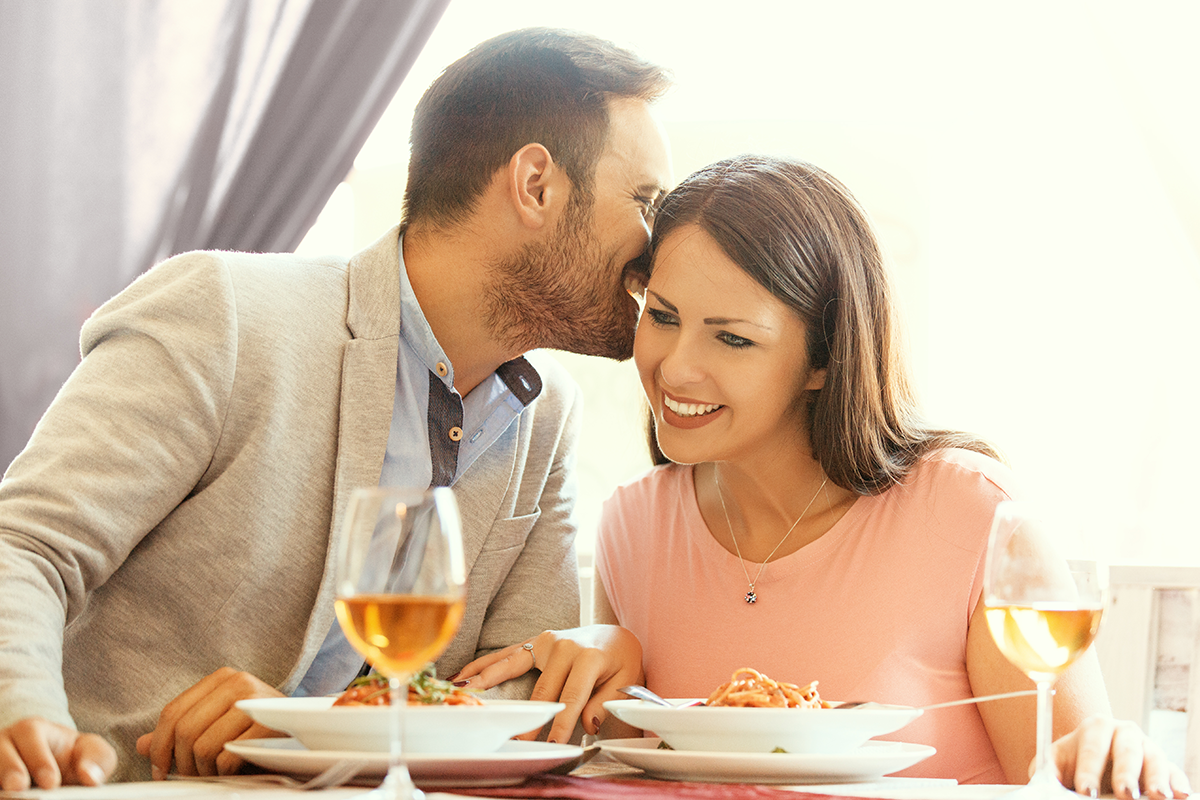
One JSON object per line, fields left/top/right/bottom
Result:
{"left": 1051, "top": 714, "right": 1190, "bottom": 800}
{"left": 453, "top": 624, "right": 643, "bottom": 743}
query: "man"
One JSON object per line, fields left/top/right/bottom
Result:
{"left": 0, "top": 27, "right": 673, "bottom": 788}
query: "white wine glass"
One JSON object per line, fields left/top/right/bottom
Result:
{"left": 984, "top": 500, "right": 1106, "bottom": 798}
{"left": 334, "top": 486, "right": 467, "bottom": 800}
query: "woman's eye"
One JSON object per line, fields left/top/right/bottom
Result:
{"left": 646, "top": 308, "right": 677, "bottom": 328}
{"left": 719, "top": 332, "right": 754, "bottom": 349}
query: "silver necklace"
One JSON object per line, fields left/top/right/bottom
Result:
{"left": 714, "top": 469, "right": 828, "bottom": 604}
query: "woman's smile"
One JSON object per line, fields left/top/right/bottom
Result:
{"left": 661, "top": 391, "right": 725, "bottom": 429}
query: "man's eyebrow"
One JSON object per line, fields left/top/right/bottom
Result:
{"left": 646, "top": 291, "right": 773, "bottom": 331}
{"left": 635, "top": 181, "right": 668, "bottom": 199}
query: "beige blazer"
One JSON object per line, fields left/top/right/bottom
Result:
{"left": 0, "top": 229, "right": 582, "bottom": 780}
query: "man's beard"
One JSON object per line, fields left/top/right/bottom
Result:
{"left": 482, "top": 195, "right": 640, "bottom": 361}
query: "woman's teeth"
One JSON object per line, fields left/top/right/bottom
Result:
{"left": 664, "top": 396, "right": 722, "bottom": 417}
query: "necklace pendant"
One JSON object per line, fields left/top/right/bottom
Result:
{"left": 745, "top": 588, "right": 757, "bottom": 604}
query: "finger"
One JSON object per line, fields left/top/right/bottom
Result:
{"left": 169, "top": 696, "right": 228, "bottom": 777}
{"left": 1068, "top": 716, "right": 1117, "bottom": 797}
{"left": 579, "top": 678, "right": 628, "bottom": 738}
{"left": 67, "top": 734, "right": 117, "bottom": 786}
{"left": 453, "top": 647, "right": 520, "bottom": 681}
{"left": 148, "top": 667, "right": 235, "bottom": 778}
{"left": 9, "top": 724, "right": 61, "bottom": 790}
{"left": 509, "top": 649, "right": 576, "bottom": 741}
{"left": 542, "top": 653, "right": 607, "bottom": 744}
{"left": 182, "top": 706, "right": 257, "bottom": 777}
{"left": 1049, "top": 729, "right": 1079, "bottom": 787}
{"left": 1108, "top": 720, "right": 1147, "bottom": 800}
{"left": 1136, "top": 737, "right": 1176, "bottom": 800}
{"left": 467, "top": 646, "right": 539, "bottom": 691}
{"left": 0, "top": 735, "right": 33, "bottom": 792}
{"left": 214, "top": 723, "right": 285, "bottom": 776}
{"left": 1169, "top": 764, "right": 1191, "bottom": 799}
{"left": 172, "top": 671, "right": 268, "bottom": 777}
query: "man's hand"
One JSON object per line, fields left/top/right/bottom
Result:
{"left": 0, "top": 717, "right": 116, "bottom": 791}
{"left": 135, "top": 667, "right": 286, "bottom": 779}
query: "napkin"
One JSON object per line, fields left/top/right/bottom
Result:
{"left": 427, "top": 774, "right": 891, "bottom": 800}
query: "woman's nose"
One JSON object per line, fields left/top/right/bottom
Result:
{"left": 658, "top": 337, "right": 705, "bottom": 388}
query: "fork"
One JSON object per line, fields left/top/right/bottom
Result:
{"left": 171, "top": 758, "right": 370, "bottom": 790}
{"left": 834, "top": 689, "right": 1038, "bottom": 710}
{"left": 619, "top": 685, "right": 704, "bottom": 708}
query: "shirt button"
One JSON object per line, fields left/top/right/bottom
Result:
{"left": 435, "top": 362, "right": 449, "bottom": 377}
{"left": 448, "top": 426, "right": 463, "bottom": 442}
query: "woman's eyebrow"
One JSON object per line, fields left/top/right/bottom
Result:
{"left": 647, "top": 290, "right": 772, "bottom": 330}
{"left": 703, "top": 316, "right": 771, "bottom": 330}
{"left": 646, "top": 290, "right": 677, "bottom": 312}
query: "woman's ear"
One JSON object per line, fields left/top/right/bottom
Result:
{"left": 507, "top": 143, "right": 566, "bottom": 230}
{"left": 804, "top": 366, "right": 827, "bottom": 392}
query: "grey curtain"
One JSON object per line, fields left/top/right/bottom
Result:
{"left": 0, "top": 0, "right": 450, "bottom": 469}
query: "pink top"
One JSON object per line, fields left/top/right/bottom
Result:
{"left": 595, "top": 449, "right": 1017, "bottom": 784}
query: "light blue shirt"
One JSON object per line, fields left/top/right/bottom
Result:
{"left": 293, "top": 235, "right": 535, "bottom": 696}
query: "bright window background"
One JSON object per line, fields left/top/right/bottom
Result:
{"left": 298, "top": 0, "right": 1200, "bottom": 567}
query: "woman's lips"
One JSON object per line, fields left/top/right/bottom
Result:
{"left": 661, "top": 393, "right": 725, "bottom": 429}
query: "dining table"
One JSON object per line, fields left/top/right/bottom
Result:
{"left": 0, "top": 753, "right": 1038, "bottom": 800}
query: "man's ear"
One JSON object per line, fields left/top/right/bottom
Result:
{"left": 508, "top": 143, "right": 567, "bottom": 230}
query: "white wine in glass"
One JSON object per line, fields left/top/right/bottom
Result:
{"left": 984, "top": 500, "right": 1105, "bottom": 798}
{"left": 335, "top": 486, "right": 466, "bottom": 800}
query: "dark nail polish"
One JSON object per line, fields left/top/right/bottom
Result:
{"left": 453, "top": 679, "right": 470, "bottom": 687}
{"left": 445, "top": 672, "right": 460, "bottom": 681}
{"left": 592, "top": 716, "right": 601, "bottom": 731}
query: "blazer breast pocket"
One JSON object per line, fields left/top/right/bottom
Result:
{"left": 477, "top": 510, "right": 540, "bottom": 554}
{"left": 469, "top": 511, "right": 541, "bottom": 605}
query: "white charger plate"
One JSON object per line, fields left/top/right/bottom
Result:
{"left": 603, "top": 698, "right": 922, "bottom": 754}
{"left": 236, "top": 696, "right": 563, "bottom": 753}
{"left": 598, "top": 737, "right": 936, "bottom": 784}
{"left": 225, "top": 738, "right": 583, "bottom": 787}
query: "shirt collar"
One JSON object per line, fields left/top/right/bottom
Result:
{"left": 397, "top": 233, "right": 542, "bottom": 407}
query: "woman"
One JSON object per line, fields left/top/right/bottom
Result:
{"left": 455, "top": 155, "right": 1186, "bottom": 798}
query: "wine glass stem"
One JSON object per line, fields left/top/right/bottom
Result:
{"left": 1032, "top": 678, "right": 1058, "bottom": 786}
{"left": 383, "top": 675, "right": 421, "bottom": 800}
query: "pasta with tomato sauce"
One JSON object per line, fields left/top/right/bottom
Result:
{"left": 705, "top": 667, "right": 830, "bottom": 709}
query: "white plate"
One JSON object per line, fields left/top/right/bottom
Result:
{"left": 599, "top": 737, "right": 936, "bottom": 784}
{"left": 225, "top": 738, "right": 583, "bottom": 787}
{"left": 236, "top": 696, "right": 563, "bottom": 753}
{"left": 603, "top": 698, "right": 922, "bottom": 754}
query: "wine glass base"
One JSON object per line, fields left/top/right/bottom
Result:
{"left": 358, "top": 772, "right": 424, "bottom": 800}
{"left": 358, "top": 787, "right": 424, "bottom": 800}
{"left": 998, "top": 772, "right": 1083, "bottom": 800}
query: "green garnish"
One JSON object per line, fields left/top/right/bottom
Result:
{"left": 348, "top": 664, "right": 478, "bottom": 705}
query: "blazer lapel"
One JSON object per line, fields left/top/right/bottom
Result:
{"left": 285, "top": 228, "right": 402, "bottom": 686}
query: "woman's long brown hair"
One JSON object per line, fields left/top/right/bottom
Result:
{"left": 645, "top": 155, "right": 997, "bottom": 494}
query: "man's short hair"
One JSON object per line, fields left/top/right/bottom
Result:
{"left": 402, "top": 28, "right": 671, "bottom": 228}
